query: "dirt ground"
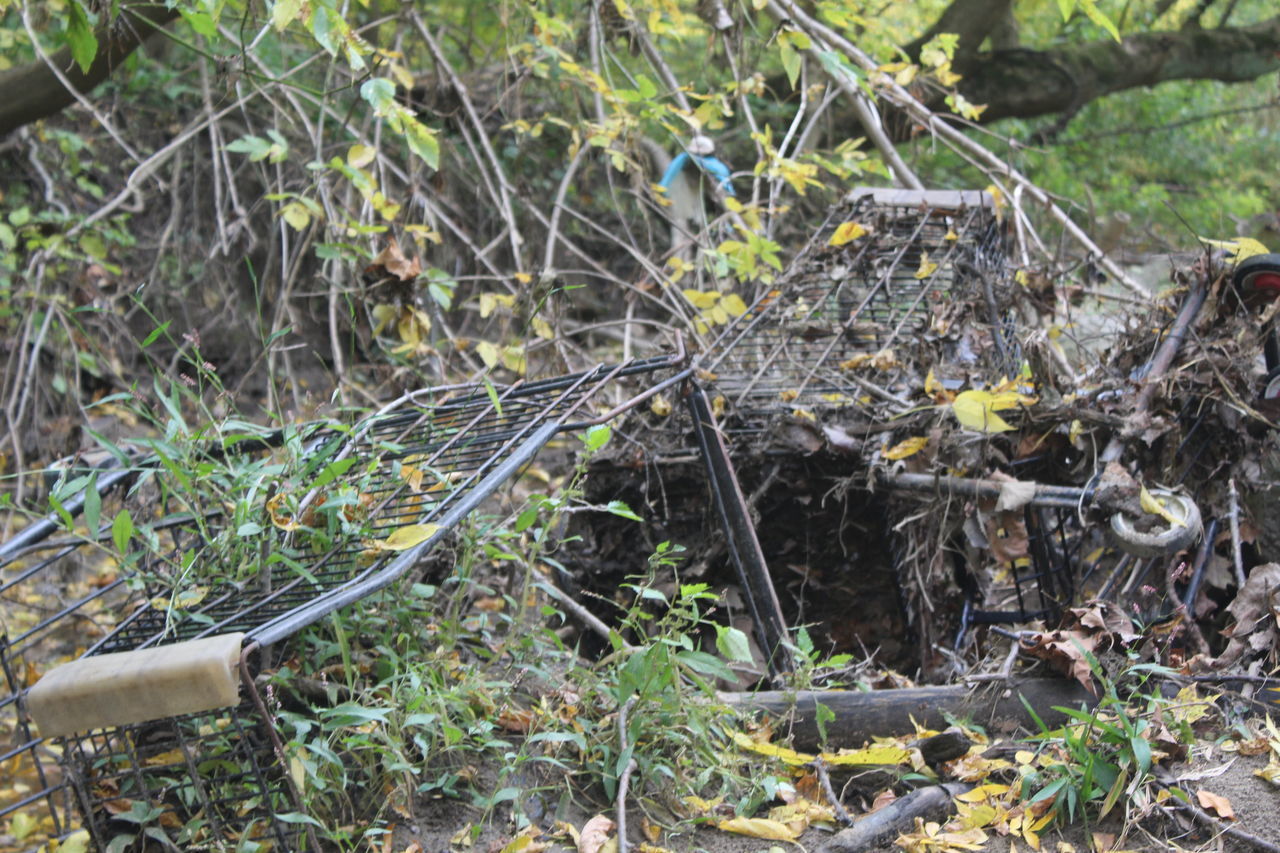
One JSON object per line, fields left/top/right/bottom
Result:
{"left": 390, "top": 743, "right": 1280, "bottom": 853}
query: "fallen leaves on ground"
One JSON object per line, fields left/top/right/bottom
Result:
{"left": 1195, "top": 789, "right": 1235, "bottom": 820}
{"left": 577, "top": 814, "right": 615, "bottom": 853}
{"left": 730, "top": 730, "right": 910, "bottom": 767}
{"left": 1017, "top": 602, "right": 1139, "bottom": 692}
{"left": 716, "top": 798, "right": 835, "bottom": 841}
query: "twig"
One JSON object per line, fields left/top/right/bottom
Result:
{"left": 1228, "top": 478, "right": 1246, "bottom": 588}
{"left": 616, "top": 696, "right": 640, "bottom": 853}
{"left": 412, "top": 13, "right": 525, "bottom": 270}
{"left": 1157, "top": 790, "right": 1280, "bottom": 853}
{"left": 810, "top": 758, "right": 855, "bottom": 826}
{"left": 534, "top": 569, "right": 635, "bottom": 652}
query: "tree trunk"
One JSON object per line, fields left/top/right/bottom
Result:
{"left": 0, "top": 1, "right": 178, "bottom": 138}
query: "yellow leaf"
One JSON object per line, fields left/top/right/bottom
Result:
{"left": 290, "top": 752, "right": 307, "bottom": 794}
{"left": 477, "top": 340, "right": 500, "bottom": 368}
{"left": 531, "top": 316, "right": 555, "bottom": 340}
{"left": 955, "top": 783, "right": 1011, "bottom": 802}
{"left": 370, "top": 523, "right": 441, "bottom": 551}
{"left": 914, "top": 251, "right": 938, "bottom": 279}
{"left": 840, "top": 353, "right": 873, "bottom": 370}
{"left": 828, "top": 221, "right": 867, "bottom": 247}
{"left": 371, "top": 303, "right": 397, "bottom": 336}
{"left": 1255, "top": 762, "right": 1280, "bottom": 785}
{"left": 150, "top": 586, "right": 208, "bottom": 612}
{"left": 280, "top": 201, "right": 311, "bottom": 231}
{"left": 683, "top": 289, "right": 720, "bottom": 309}
{"left": 59, "top": 830, "right": 91, "bottom": 853}
{"left": 9, "top": 811, "right": 36, "bottom": 842}
{"left": 984, "top": 183, "right": 1006, "bottom": 223}
{"left": 1140, "top": 487, "right": 1185, "bottom": 528}
{"left": 824, "top": 745, "right": 912, "bottom": 766}
{"left": 716, "top": 817, "right": 798, "bottom": 841}
{"left": 884, "top": 436, "right": 928, "bottom": 460}
{"left": 721, "top": 293, "right": 748, "bottom": 317}
{"left": 952, "top": 389, "right": 1019, "bottom": 433}
{"left": 1201, "top": 236, "right": 1270, "bottom": 265}
{"left": 347, "top": 144, "right": 376, "bottom": 168}
{"left": 683, "top": 795, "right": 724, "bottom": 815}
{"left": 1172, "top": 685, "right": 1217, "bottom": 724}
{"left": 650, "top": 395, "right": 672, "bottom": 417}
{"left": 731, "top": 730, "right": 812, "bottom": 766}
{"left": 143, "top": 748, "right": 187, "bottom": 766}
{"left": 709, "top": 304, "right": 729, "bottom": 325}
{"left": 514, "top": 272, "right": 533, "bottom": 284}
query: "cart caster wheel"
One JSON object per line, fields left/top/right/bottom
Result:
{"left": 1233, "top": 253, "right": 1280, "bottom": 295}
{"left": 1110, "top": 491, "right": 1202, "bottom": 558}
{"left": 1264, "top": 366, "right": 1280, "bottom": 401}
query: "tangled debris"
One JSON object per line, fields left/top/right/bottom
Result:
{"left": 582, "top": 187, "right": 1280, "bottom": 687}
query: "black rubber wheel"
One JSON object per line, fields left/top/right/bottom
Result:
{"left": 1233, "top": 253, "right": 1280, "bottom": 294}
{"left": 1264, "top": 365, "right": 1280, "bottom": 401}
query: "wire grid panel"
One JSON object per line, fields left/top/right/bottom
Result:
{"left": 702, "top": 188, "right": 1012, "bottom": 433}
{"left": 63, "top": 700, "right": 302, "bottom": 850}
{"left": 92, "top": 358, "right": 674, "bottom": 655}
{"left": 1, "top": 354, "right": 681, "bottom": 849}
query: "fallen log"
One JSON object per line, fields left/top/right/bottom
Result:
{"left": 817, "top": 782, "right": 971, "bottom": 853}
{"left": 720, "top": 678, "right": 1096, "bottom": 748}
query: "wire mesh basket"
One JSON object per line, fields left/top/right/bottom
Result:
{"left": 700, "top": 187, "right": 1017, "bottom": 437}
{"left": 0, "top": 354, "right": 687, "bottom": 850}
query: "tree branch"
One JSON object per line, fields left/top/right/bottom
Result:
{"left": 950, "top": 15, "right": 1280, "bottom": 125}
{"left": 0, "top": 1, "right": 179, "bottom": 137}
{"left": 904, "top": 0, "right": 1015, "bottom": 59}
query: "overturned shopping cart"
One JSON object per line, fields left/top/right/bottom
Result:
{"left": 0, "top": 354, "right": 688, "bottom": 850}
{"left": 678, "top": 187, "right": 1207, "bottom": 654}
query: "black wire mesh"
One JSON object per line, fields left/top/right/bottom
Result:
{"left": 700, "top": 187, "right": 1016, "bottom": 436}
{"left": 691, "top": 188, "right": 1064, "bottom": 632}
{"left": 0, "top": 354, "right": 684, "bottom": 850}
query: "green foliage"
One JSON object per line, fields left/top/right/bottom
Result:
{"left": 1019, "top": 652, "right": 1203, "bottom": 827}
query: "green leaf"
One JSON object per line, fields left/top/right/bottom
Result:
{"left": 360, "top": 78, "right": 397, "bottom": 113}
{"left": 112, "top": 508, "right": 133, "bottom": 554}
{"left": 83, "top": 472, "right": 100, "bottom": 536}
{"left": 66, "top": 0, "right": 99, "bottom": 74}
{"left": 715, "top": 625, "right": 753, "bottom": 663}
{"left": 1129, "top": 734, "right": 1152, "bottom": 774}
{"left": 275, "top": 812, "right": 325, "bottom": 828}
{"left": 226, "top": 135, "right": 268, "bottom": 159}
{"left": 605, "top": 500, "right": 642, "bottom": 522}
{"left": 582, "top": 423, "right": 611, "bottom": 452}
{"left": 780, "top": 42, "right": 801, "bottom": 89}
{"left": 815, "top": 700, "right": 835, "bottom": 746}
{"left": 178, "top": 7, "right": 216, "bottom": 36}
{"left": 271, "top": 0, "right": 304, "bottom": 30}
{"left": 47, "top": 493, "right": 75, "bottom": 532}
{"left": 402, "top": 117, "right": 441, "bottom": 170}
{"left": 310, "top": 456, "right": 358, "bottom": 491}
{"left": 675, "top": 649, "right": 735, "bottom": 682}
{"left": 515, "top": 505, "right": 539, "bottom": 533}
{"left": 310, "top": 6, "right": 336, "bottom": 54}
{"left": 1078, "top": 0, "right": 1121, "bottom": 41}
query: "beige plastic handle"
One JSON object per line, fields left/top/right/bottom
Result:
{"left": 26, "top": 632, "right": 246, "bottom": 738}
